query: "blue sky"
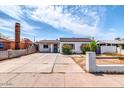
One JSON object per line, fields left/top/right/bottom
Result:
{"left": 0, "top": 5, "right": 124, "bottom": 41}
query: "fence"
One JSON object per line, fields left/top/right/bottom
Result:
{"left": 86, "top": 52, "right": 124, "bottom": 73}
{"left": 100, "top": 46, "right": 117, "bottom": 54}
{"left": 0, "top": 47, "right": 36, "bottom": 60}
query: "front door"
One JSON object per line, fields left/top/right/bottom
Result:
{"left": 53, "top": 44, "right": 58, "bottom": 53}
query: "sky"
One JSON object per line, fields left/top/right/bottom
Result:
{"left": 0, "top": 5, "right": 124, "bottom": 41}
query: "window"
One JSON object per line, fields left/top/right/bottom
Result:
{"left": 64, "top": 44, "right": 75, "bottom": 49}
{"left": 43, "top": 44, "right": 48, "bottom": 48}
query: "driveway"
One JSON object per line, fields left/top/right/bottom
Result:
{"left": 0, "top": 53, "right": 124, "bottom": 87}
{"left": 0, "top": 53, "right": 83, "bottom": 73}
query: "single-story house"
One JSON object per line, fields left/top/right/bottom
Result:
{"left": 36, "top": 38, "right": 93, "bottom": 53}
{"left": 36, "top": 40, "right": 59, "bottom": 53}
{"left": 97, "top": 40, "right": 124, "bottom": 54}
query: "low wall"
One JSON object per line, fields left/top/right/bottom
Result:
{"left": 96, "top": 65, "right": 124, "bottom": 73}
{"left": 86, "top": 52, "right": 124, "bottom": 73}
{"left": 0, "top": 51, "right": 8, "bottom": 60}
{"left": 0, "top": 47, "right": 36, "bottom": 60}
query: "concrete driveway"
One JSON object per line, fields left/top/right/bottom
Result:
{"left": 0, "top": 53, "right": 83, "bottom": 73}
{"left": 0, "top": 53, "right": 124, "bottom": 87}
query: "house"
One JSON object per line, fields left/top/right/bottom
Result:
{"left": 0, "top": 37, "right": 33, "bottom": 50}
{"left": 37, "top": 38, "right": 93, "bottom": 53}
{"left": 59, "top": 38, "right": 93, "bottom": 53}
{"left": 0, "top": 38, "right": 11, "bottom": 50}
{"left": 9, "top": 38, "right": 33, "bottom": 49}
{"left": 97, "top": 40, "right": 124, "bottom": 54}
{"left": 36, "top": 40, "right": 59, "bottom": 53}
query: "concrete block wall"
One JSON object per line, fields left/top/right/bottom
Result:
{"left": 86, "top": 52, "right": 124, "bottom": 73}
{"left": 8, "top": 50, "right": 27, "bottom": 58}
{"left": 0, "top": 47, "right": 36, "bottom": 60}
{"left": 0, "top": 51, "right": 8, "bottom": 60}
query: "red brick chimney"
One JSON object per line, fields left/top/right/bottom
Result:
{"left": 15, "top": 23, "right": 20, "bottom": 50}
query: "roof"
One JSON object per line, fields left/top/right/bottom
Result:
{"left": 37, "top": 40, "right": 59, "bottom": 44}
{"left": 60, "top": 38, "right": 93, "bottom": 42}
{"left": 21, "top": 38, "right": 33, "bottom": 43}
{"left": 97, "top": 40, "right": 124, "bottom": 44}
{"left": 0, "top": 38, "right": 10, "bottom": 43}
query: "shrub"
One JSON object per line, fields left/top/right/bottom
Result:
{"left": 80, "top": 44, "right": 91, "bottom": 54}
{"left": 90, "top": 41, "right": 98, "bottom": 52}
{"left": 62, "top": 44, "right": 72, "bottom": 55}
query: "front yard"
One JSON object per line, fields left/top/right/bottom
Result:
{"left": 71, "top": 54, "right": 124, "bottom": 70}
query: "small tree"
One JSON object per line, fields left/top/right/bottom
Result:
{"left": 90, "top": 41, "right": 97, "bottom": 52}
{"left": 62, "top": 44, "right": 72, "bottom": 55}
{"left": 80, "top": 44, "right": 91, "bottom": 54}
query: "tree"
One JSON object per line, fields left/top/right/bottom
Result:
{"left": 115, "top": 37, "right": 121, "bottom": 40}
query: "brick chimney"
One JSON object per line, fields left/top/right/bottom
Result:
{"left": 15, "top": 23, "right": 20, "bottom": 50}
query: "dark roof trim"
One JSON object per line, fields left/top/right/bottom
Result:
{"left": 60, "top": 38, "right": 93, "bottom": 42}
{"left": 37, "top": 40, "right": 59, "bottom": 44}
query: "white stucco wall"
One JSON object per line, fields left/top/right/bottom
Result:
{"left": 39, "top": 44, "right": 51, "bottom": 52}
{"left": 60, "top": 42, "right": 90, "bottom": 53}
{"left": 100, "top": 46, "right": 117, "bottom": 54}
{"left": 86, "top": 52, "right": 124, "bottom": 73}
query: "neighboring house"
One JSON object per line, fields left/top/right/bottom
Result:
{"left": 37, "top": 38, "right": 93, "bottom": 53}
{"left": 97, "top": 40, "right": 124, "bottom": 54}
{"left": 10, "top": 38, "right": 33, "bottom": 50}
{"left": 0, "top": 38, "right": 11, "bottom": 50}
{"left": 0, "top": 37, "right": 33, "bottom": 50}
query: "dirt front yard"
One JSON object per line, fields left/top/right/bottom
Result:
{"left": 71, "top": 55, "right": 124, "bottom": 70}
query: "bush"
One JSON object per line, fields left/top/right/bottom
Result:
{"left": 80, "top": 44, "right": 91, "bottom": 54}
{"left": 80, "top": 41, "right": 98, "bottom": 54}
{"left": 90, "top": 41, "right": 97, "bottom": 52}
{"left": 62, "top": 45, "right": 72, "bottom": 55}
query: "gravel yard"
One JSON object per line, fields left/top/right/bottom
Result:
{"left": 71, "top": 55, "right": 124, "bottom": 70}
